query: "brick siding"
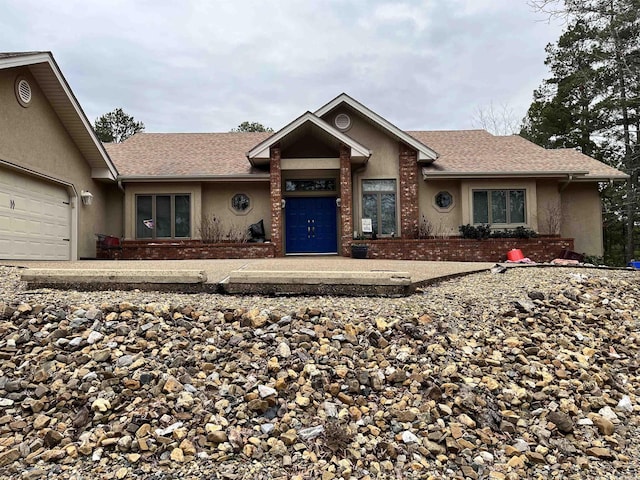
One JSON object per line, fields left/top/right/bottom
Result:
{"left": 270, "top": 145, "right": 283, "bottom": 257}
{"left": 97, "top": 240, "right": 275, "bottom": 260}
{"left": 351, "top": 237, "right": 575, "bottom": 263}
{"left": 339, "top": 144, "right": 353, "bottom": 257}
{"left": 398, "top": 143, "right": 419, "bottom": 239}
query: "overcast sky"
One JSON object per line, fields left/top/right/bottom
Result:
{"left": 1, "top": 0, "right": 564, "bottom": 134}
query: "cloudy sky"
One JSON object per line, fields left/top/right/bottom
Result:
{"left": 1, "top": 0, "right": 564, "bottom": 134}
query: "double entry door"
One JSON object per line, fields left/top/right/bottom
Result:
{"left": 285, "top": 196, "right": 337, "bottom": 254}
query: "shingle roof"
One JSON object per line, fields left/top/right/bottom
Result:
{"left": 105, "top": 132, "right": 271, "bottom": 177}
{"left": 411, "top": 130, "right": 627, "bottom": 180}
{"left": 0, "top": 51, "right": 48, "bottom": 59}
{"left": 107, "top": 129, "right": 627, "bottom": 180}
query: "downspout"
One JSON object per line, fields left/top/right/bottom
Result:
{"left": 560, "top": 174, "right": 574, "bottom": 192}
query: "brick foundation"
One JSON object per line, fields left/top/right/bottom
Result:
{"left": 339, "top": 144, "right": 353, "bottom": 257}
{"left": 351, "top": 237, "right": 575, "bottom": 263}
{"left": 399, "top": 143, "right": 419, "bottom": 239}
{"left": 97, "top": 240, "right": 275, "bottom": 260}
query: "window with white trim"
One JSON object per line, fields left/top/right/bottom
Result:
{"left": 362, "top": 179, "right": 397, "bottom": 235}
{"left": 473, "top": 189, "right": 526, "bottom": 225}
{"left": 136, "top": 194, "right": 191, "bottom": 239}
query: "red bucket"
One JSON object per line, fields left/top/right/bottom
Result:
{"left": 506, "top": 249, "right": 524, "bottom": 261}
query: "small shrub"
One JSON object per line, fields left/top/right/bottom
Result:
{"left": 200, "top": 214, "right": 224, "bottom": 243}
{"left": 459, "top": 224, "right": 537, "bottom": 240}
{"left": 459, "top": 224, "right": 491, "bottom": 240}
{"left": 226, "top": 223, "right": 250, "bottom": 243}
{"left": 322, "top": 419, "right": 353, "bottom": 455}
{"left": 418, "top": 214, "right": 434, "bottom": 239}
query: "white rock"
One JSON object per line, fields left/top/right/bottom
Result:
{"left": 299, "top": 425, "right": 325, "bottom": 441}
{"left": 258, "top": 385, "right": 277, "bottom": 398}
{"left": 598, "top": 406, "right": 618, "bottom": 421}
{"left": 616, "top": 395, "right": 633, "bottom": 413}
{"left": 155, "top": 421, "right": 184, "bottom": 437}
{"left": 260, "top": 423, "right": 275, "bottom": 435}
{"left": 401, "top": 431, "right": 420, "bottom": 444}
{"left": 87, "top": 330, "right": 104, "bottom": 344}
{"left": 276, "top": 342, "right": 291, "bottom": 358}
{"left": 577, "top": 418, "right": 594, "bottom": 426}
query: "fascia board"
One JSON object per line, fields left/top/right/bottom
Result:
{"left": 247, "top": 111, "right": 371, "bottom": 162}
{"left": 421, "top": 169, "right": 592, "bottom": 179}
{"left": 0, "top": 52, "right": 52, "bottom": 69}
{"left": 120, "top": 174, "right": 271, "bottom": 182}
{"left": 315, "top": 93, "right": 438, "bottom": 162}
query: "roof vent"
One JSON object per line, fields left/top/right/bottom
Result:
{"left": 15, "top": 78, "right": 32, "bottom": 107}
{"left": 334, "top": 113, "right": 351, "bottom": 131}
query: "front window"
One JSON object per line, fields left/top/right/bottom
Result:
{"left": 136, "top": 194, "right": 191, "bottom": 239}
{"left": 473, "top": 189, "right": 526, "bottom": 225}
{"left": 362, "top": 179, "right": 396, "bottom": 235}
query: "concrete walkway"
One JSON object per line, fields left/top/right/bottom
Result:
{"left": 9, "top": 257, "right": 497, "bottom": 296}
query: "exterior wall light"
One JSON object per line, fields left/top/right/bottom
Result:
{"left": 80, "top": 190, "right": 94, "bottom": 206}
{"left": 281, "top": 198, "right": 286, "bottom": 209}
{"left": 336, "top": 197, "right": 341, "bottom": 208}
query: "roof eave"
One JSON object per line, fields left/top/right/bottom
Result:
{"left": 421, "top": 169, "right": 593, "bottom": 180}
{"left": 119, "top": 174, "right": 271, "bottom": 183}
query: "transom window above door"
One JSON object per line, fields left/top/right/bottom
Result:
{"left": 285, "top": 179, "right": 336, "bottom": 192}
{"left": 362, "top": 179, "right": 397, "bottom": 236}
{"left": 473, "top": 189, "right": 526, "bottom": 225}
{"left": 136, "top": 194, "right": 191, "bottom": 239}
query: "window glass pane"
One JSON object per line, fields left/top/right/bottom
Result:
{"left": 363, "top": 193, "right": 378, "bottom": 234}
{"left": 156, "top": 195, "right": 171, "bottom": 238}
{"left": 380, "top": 193, "right": 396, "bottom": 235}
{"left": 285, "top": 179, "right": 336, "bottom": 192}
{"left": 175, "top": 195, "right": 190, "bottom": 237}
{"left": 491, "top": 190, "right": 507, "bottom": 223}
{"left": 509, "top": 190, "right": 526, "bottom": 223}
{"left": 473, "top": 191, "right": 488, "bottom": 224}
{"left": 136, "top": 196, "right": 153, "bottom": 239}
{"left": 363, "top": 179, "right": 395, "bottom": 192}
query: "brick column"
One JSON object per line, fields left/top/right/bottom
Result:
{"left": 270, "top": 144, "right": 284, "bottom": 257}
{"left": 339, "top": 144, "right": 353, "bottom": 256}
{"left": 399, "top": 143, "right": 419, "bottom": 239}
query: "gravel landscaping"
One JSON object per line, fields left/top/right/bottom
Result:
{"left": 0, "top": 265, "right": 638, "bottom": 479}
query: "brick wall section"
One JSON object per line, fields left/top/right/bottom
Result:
{"left": 97, "top": 240, "right": 275, "bottom": 260}
{"left": 352, "top": 237, "right": 575, "bottom": 263}
{"left": 399, "top": 143, "right": 419, "bottom": 239}
{"left": 339, "top": 144, "right": 354, "bottom": 257}
{"left": 99, "top": 237, "right": 572, "bottom": 262}
{"left": 270, "top": 144, "right": 283, "bottom": 257}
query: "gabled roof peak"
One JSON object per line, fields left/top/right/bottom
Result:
{"left": 246, "top": 111, "right": 371, "bottom": 166}
{"left": 314, "top": 93, "right": 438, "bottom": 163}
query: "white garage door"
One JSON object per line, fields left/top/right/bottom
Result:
{"left": 0, "top": 168, "right": 71, "bottom": 260}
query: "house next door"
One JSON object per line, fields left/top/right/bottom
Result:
{"left": 285, "top": 197, "right": 337, "bottom": 254}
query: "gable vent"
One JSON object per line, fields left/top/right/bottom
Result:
{"left": 16, "top": 78, "right": 32, "bottom": 107}
{"left": 334, "top": 113, "right": 351, "bottom": 131}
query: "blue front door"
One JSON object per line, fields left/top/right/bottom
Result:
{"left": 285, "top": 197, "right": 337, "bottom": 254}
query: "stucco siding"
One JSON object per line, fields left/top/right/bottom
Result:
{"left": 201, "top": 183, "right": 271, "bottom": 240}
{"left": 536, "top": 180, "right": 562, "bottom": 235}
{"left": 561, "top": 183, "right": 603, "bottom": 256}
{"left": 419, "top": 180, "right": 462, "bottom": 236}
{"left": 0, "top": 67, "right": 117, "bottom": 259}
